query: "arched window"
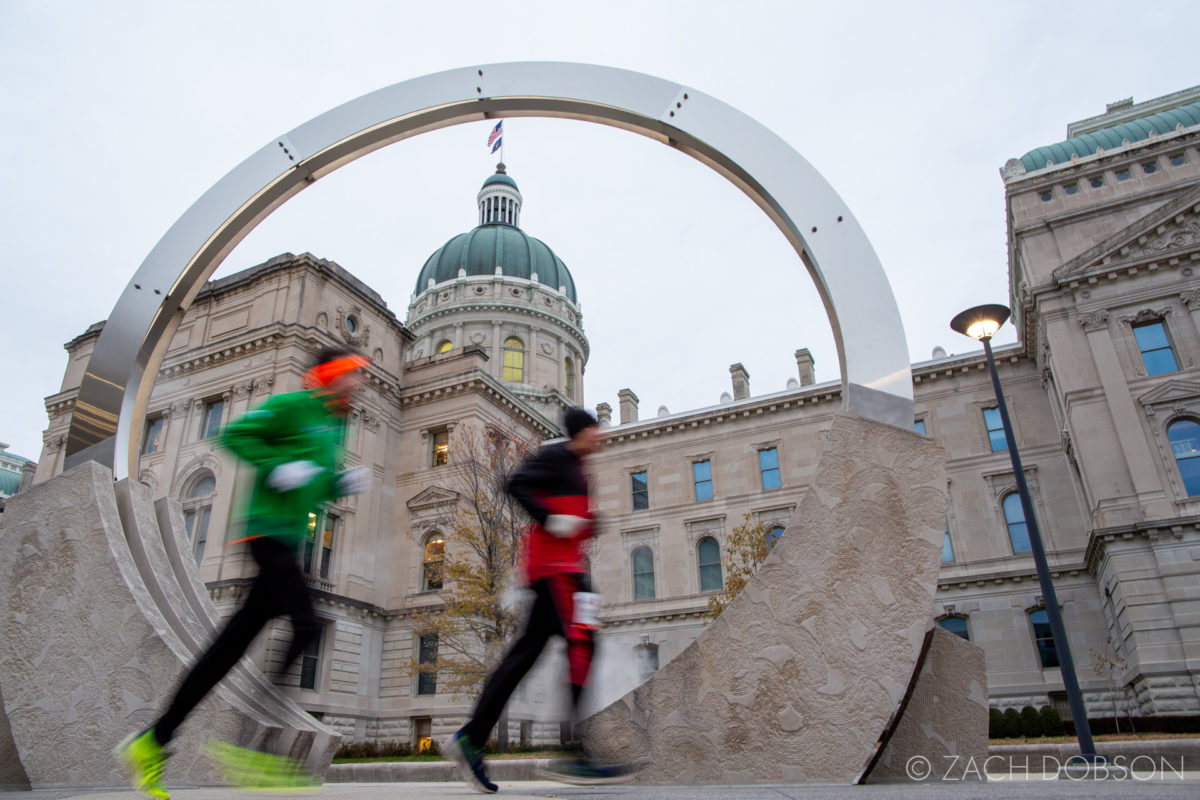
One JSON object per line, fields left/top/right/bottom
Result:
{"left": 697, "top": 536, "right": 722, "bottom": 592}
{"left": 1029, "top": 608, "right": 1059, "bottom": 668}
{"left": 564, "top": 357, "right": 575, "bottom": 400}
{"left": 1002, "top": 493, "right": 1031, "bottom": 554}
{"left": 767, "top": 525, "right": 785, "bottom": 551}
{"left": 436, "top": 340, "right": 453, "bottom": 354}
{"left": 502, "top": 337, "right": 525, "bottom": 382}
{"left": 182, "top": 472, "right": 216, "bottom": 565}
{"left": 942, "top": 526, "right": 955, "bottom": 563}
{"left": 632, "top": 546, "right": 655, "bottom": 600}
{"left": 938, "top": 617, "right": 969, "bottom": 640}
{"left": 422, "top": 533, "right": 444, "bottom": 591}
{"left": 1168, "top": 419, "right": 1200, "bottom": 496}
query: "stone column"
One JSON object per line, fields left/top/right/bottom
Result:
{"left": 491, "top": 320, "right": 503, "bottom": 382}
{"left": 1079, "top": 311, "right": 1171, "bottom": 518}
{"left": 528, "top": 327, "right": 539, "bottom": 387}
{"left": 453, "top": 321, "right": 464, "bottom": 349}
{"left": 618, "top": 389, "right": 639, "bottom": 424}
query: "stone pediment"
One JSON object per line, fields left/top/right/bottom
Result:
{"left": 1137, "top": 379, "right": 1200, "bottom": 408}
{"left": 1054, "top": 183, "right": 1200, "bottom": 281}
{"left": 407, "top": 485, "right": 459, "bottom": 512}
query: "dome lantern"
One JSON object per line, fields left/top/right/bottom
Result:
{"left": 477, "top": 163, "right": 522, "bottom": 227}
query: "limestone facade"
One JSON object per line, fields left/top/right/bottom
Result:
{"left": 30, "top": 89, "right": 1200, "bottom": 744}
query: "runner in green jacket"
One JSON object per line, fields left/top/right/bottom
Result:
{"left": 118, "top": 346, "right": 370, "bottom": 799}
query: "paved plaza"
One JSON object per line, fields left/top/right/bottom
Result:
{"left": 4, "top": 777, "right": 1200, "bottom": 800}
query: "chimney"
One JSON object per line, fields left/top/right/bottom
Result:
{"left": 618, "top": 389, "right": 639, "bottom": 424}
{"left": 729, "top": 363, "right": 751, "bottom": 400}
{"left": 595, "top": 402, "right": 612, "bottom": 427}
{"left": 795, "top": 349, "right": 816, "bottom": 386}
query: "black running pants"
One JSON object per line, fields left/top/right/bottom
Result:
{"left": 153, "top": 536, "right": 320, "bottom": 744}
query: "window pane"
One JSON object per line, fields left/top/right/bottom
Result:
{"left": 698, "top": 537, "right": 722, "bottom": 592}
{"left": 1030, "top": 609, "right": 1059, "bottom": 668}
{"left": 631, "top": 471, "right": 649, "bottom": 511}
{"left": 202, "top": 400, "right": 224, "bottom": 439}
{"left": 983, "top": 408, "right": 1007, "bottom": 451}
{"left": 693, "top": 461, "right": 712, "bottom": 501}
{"left": 632, "top": 547, "right": 655, "bottom": 599}
{"left": 192, "top": 506, "right": 210, "bottom": 565}
{"left": 1168, "top": 420, "right": 1200, "bottom": 496}
{"left": 143, "top": 417, "right": 164, "bottom": 454}
{"left": 502, "top": 338, "right": 524, "bottom": 382}
{"left": 299, "top": 632, "right": 321, "bottom": 690}
{"left": 913, "top": 420, "right": 926, "bottom": 435}
{"left": 319, "top": 516, "right": 336, "bottom": 581}
{"left": 188, "top": 474, "right": 216, "bottom": 498}
{"left": 767, "top": 526, "right": 784, "bottom": 550}
{"left": 1134, "top": 322, "right": 1178, "bottom": 375}
{"left": 938, "top": 617, "right": 969, "bottom": 640}
{"left": 1003, "top": 494, "right": 1031, "bottom": 553}
{"left": 432, "top": 430, "right": 449, "bottom": 466}
{"left": 759, "top": 448, "right": 781, "bottom": 490}
{"left": 417, "top": 635, "right": 438, "bottom": 695}
{"left": 942, "top": 530, "right": 954, "bottom": 563}
{"left": 423, "top": 535, "right": 444, "bottom": 590}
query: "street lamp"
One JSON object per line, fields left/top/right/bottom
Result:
{"left": 950, "top": 304, "right": 1100, "bottom": 763}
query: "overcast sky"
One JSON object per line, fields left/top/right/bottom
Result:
{"left": 2, "top": 1, "right": 1197, "bottom": 462}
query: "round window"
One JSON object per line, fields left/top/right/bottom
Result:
{"left": 345, "top": 314, "right": 359, "bottom": 334}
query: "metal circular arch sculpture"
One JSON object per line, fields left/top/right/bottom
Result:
{"left": 65, "top": 61, "right": 913, "bottom": 477}
{"left": 57, "top": 63, "right": 956, "bottom": 785}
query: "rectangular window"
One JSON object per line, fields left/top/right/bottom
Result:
{"left": 417, "top": 634, "right": 438, "bottom": 695}
{"left": 143, "top": 415, "right": 165, "bottom": 455}
{"left": 1133, "top": 321, "right": 1178, "bottom": 375}
{"left": 413, "top": 717, "right": 433, "bottom": 753}
{"left": 432, "top": 430, "right": 449, "bottom": 466}
{"left": 299, "top": 627, "right": 322, "bottom": 690}
{"left": 983, "top": 408, "right": 1007, "bottom": 451}
{"left": 631, "top": 471, "right": 649, "bottom": 511}
{"left": 319, "top": 513, "right": 337, "bottom": 581}
{"left": 183, "top": 506, "right": 212, "bottom": 565}
{"left": 913, "top": 419, "right": 926, "bottom": 436}
{"left": 200, "top": 398, "right": 225, "bottom": 439}
{"left": 759, "top": 448, "right": 781, "bottom": 490}
{"left": 692, "top": 460, "right": 713, "bottom": 501}
{"left": 303, "top": 512, "right": 318, "bottom": 575}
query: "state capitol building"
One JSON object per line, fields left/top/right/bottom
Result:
{"left": 32, "top": 86, "right": 1200, "bottom": 745}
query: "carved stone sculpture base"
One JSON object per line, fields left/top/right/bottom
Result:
{"left": 587, "top": 413, "right": 948, "bottom": 784}
{"left": 0, "top": 461, "right": 339, "bottom": 789}
{"left": 862, "top": 626, "right": 989, "bottom": 782}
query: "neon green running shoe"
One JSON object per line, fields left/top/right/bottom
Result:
{"left": 205, "top": 738, "right": 320, "bottom": 792}
{"left": 116, "top": 728, "right": 170, "bottom": 800}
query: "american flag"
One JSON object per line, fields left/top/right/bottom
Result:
{"left": 487, "top": 120, "right": 503, "bottom": 149}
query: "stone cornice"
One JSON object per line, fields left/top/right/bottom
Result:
{"left": 1084, "top": 517, "right": 1200, "bottom": 573}
{"left": 936, "top": 561, "right": 1089, "bottom": 593}
{"left": 397, "top": 369, "right": 560, "bottom": 439}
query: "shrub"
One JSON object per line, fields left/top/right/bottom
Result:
{"left": 333, "top": 740, "right": 414, "bottom": 759}
{"left": 1019, "top": 705, "right": 1042, "bottom": 737}
{"left": 1038, "top": 705, "right": 1063, "bottom": 737}
{"left": 1003, "top": 708, "right": 1022, "bottom": 738}
{"left": 989, "top": 708, "right": 1007, "bottom": 738}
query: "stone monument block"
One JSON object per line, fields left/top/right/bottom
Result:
{"left": 863, "top": 625, "right": 989, "bottom": 782}
{"left": 0, "top": 462, "right": 338, "bottom": 789}
{"left": 587, "top": 413, "right": 948, "bottom": 783}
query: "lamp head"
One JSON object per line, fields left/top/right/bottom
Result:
{"left": 950, "top": 304, "right": 1011, "bottom": 341}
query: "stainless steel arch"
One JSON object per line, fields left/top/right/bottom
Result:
{"left": 66, "top": 62, "right": 913, "bottom": 479}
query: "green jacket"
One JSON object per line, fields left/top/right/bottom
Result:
{"left": 221, "top": 389, "right": 346, "bottom": 548}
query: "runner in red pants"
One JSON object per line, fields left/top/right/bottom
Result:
{"left": 446, "top": 407, "right": 629, "bottom": 791}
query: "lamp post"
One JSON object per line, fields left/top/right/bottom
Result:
{"left": 950, "top": 304, "right": 1099, "bottom": 762}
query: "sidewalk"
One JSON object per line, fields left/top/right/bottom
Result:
{"left": 4, "top": 777, "right": 1200, "bottom": 800}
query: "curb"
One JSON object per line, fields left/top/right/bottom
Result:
{"left": 327, "top": 758, "right": 554, "bottom": 783}
{"left": 986, "top": 739, "right": 1198, "bottom": 773}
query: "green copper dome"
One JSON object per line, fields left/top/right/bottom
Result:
{"left": 414, "top": 168, "right": 578, "bottom": 303}
{"left": 415, "top": 225, "right": 577, "bottom": 303}
{"left": 1020, "top": 101, "right": 1200, "bottom": 173}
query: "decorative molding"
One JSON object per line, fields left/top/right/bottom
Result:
{"left": 621, "top": 525, "right": 661, "bottom": 557}
{"left": 1181, "top": 290, "right": 1200, "bottom": 311}
{"left": 1118, "top": 307, "right": 1173, "bottom": 326}
{"left": 406, "top": 486, "right": 459, "bottom": 512}
{"left": 1078, "top": 310, "right": 1110, "bottom": 332}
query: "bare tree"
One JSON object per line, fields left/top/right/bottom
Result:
{"left": 411, "top": 421, "right": 540, "bottom": 749}
{"left": 703, "top": 515, "right": 779, "bottom": 621}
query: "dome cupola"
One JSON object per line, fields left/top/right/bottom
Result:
{"left": 477, "top": 163, "right": 522, "bottom": 226}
